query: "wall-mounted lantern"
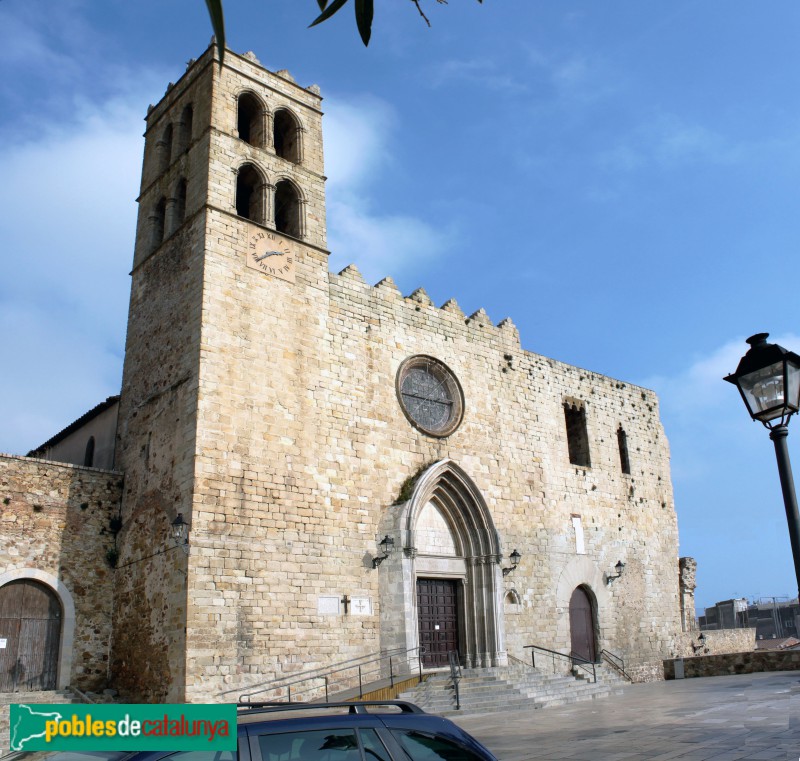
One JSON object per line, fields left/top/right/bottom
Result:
{"left": 606, "top": 560, "right": 625, "bottom": 585}
{"left": 372, "top": 534, "right": 395, "bottom": 569}
{"left": 502, "top": 549, "right": 522, "bottom": 576}
{"left": 171, "top": 512, "right": 190, "bottom": 554}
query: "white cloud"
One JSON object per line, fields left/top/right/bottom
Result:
{"left": 324, "top": 96, "right": 395, "bottom": 189}
{"left": 0, "top": 85, "right": 158, "bottom": 454}
{"left": 324, "top": 94, "right": 454, "bottom": 283}
{"left": 598, "top": 115, "right": 743, "bottom": 173}
{"left": 327, "top": 196, "right": 451, "bottom": 285}
{"left": 429, "top": 58, "right": 526, "bottom": 92}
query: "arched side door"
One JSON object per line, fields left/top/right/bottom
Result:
{"left": 569, "top": 586, "right": 596, "bottom": 663}
{"left": 0, "top": 580, "right": 62, "bottom": 691}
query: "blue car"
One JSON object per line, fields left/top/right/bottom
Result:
{"left": 3, "top": 701, "right": 498, "bottom": 761}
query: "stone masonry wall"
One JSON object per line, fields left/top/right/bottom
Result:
{"left": 0, "top": 454, "right": 122, "bottom": 691}
{"left": 673, "top": 627, "right": 754, "bottom": 658}
{"left": 664, "top": 648, "right": 800, "bottom": 679}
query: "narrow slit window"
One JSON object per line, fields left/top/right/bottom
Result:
{"left": 84, "top": 437, "right": 95, "bottom": 467}
{"left": 618, "top": 426, "right": 631, "bottom": 474}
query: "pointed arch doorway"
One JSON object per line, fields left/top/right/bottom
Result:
{"left": 569, "top": 586, "right": 597, "bottom": 663}
{"left": 379, "top": 460, "right": 507, "bottom": 669}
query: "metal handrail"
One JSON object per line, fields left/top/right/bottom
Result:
{"left": 599, "top": 648, "right": 631, "bottom": 681}
{"left": 447, "top": 650, "right": 462, "bottom": 711}
{"left": 568, "top": 651, "right": 597, "bottom": 683}
{"left": 523, "top": 645, "right": 596, "bottom": 683}
{"left": 236, "top": 646, "right": 426, "bottom": 704}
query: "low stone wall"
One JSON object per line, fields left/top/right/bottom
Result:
{"left": 673, "top": 627, "right": 754, "bottom": 658}
{"left": 665, "top": 649, "right": 800, "bottom": 679}
{"left": 625, "top": 660, "right": 667, "bottom": 683}
{"left": 0, "top": 454, "right": 123, "bottom": 691}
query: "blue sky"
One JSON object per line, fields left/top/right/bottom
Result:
{"left": 2, "top": 0, "right": 800, "bottom": 611}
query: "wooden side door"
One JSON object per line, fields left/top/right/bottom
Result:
{"left": 0, "top": 580, "right": 61, "bottom": 691}
{"left": 417, "top": 578, "right": 459, "bottom": 668}
{"left": 569, "top": 586, "right": 596, "bottom": 663}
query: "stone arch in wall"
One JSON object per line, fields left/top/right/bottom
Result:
{"left": 554, "top": 556, "right": 610, "bottom": 660}
{"left": 379, "top": 459, "right": 506, "bottom": 669}
{"left": 0, "top": 568, "right": 76, "bottom": 690}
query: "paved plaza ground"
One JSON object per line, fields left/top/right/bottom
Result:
{"left": 453, "top": 671, "right": 800, "bottom": 761}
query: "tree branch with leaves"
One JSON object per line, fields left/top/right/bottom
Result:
{"left": 204, "top": 0, "right": 482, "bottom": 61}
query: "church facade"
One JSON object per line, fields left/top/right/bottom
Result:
{"left": 0, "top": 45, "right": 687, "bottom": 702}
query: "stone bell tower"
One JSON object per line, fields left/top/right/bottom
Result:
{"left": 113, "top": 44, "right": 329, "bottom": 701}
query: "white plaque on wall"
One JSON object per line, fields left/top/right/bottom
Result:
{"left": 351, "top": 597, "right": 372, "bottom": 616}
{"left": 318, "top": 596, "right": 340, "bottom": 615}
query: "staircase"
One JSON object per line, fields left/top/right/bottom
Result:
{"left": 0, "top": 690, "right": 78, "bottom": 754}
{"left": 398, "top": 662, "right": 624, "bottom": 716}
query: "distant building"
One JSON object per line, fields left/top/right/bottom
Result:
{"left": 699, "top": 597, "right": 800, "bottom": 641}
{"left": 27, "top": 396, "right": 119, "bottom": 470}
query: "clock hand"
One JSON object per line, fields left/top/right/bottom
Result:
{"left": 255, "top": 250, "right": 284, "bottom": 261}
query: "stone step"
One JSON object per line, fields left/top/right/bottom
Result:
{"left": 398, "top": 664, "right": 623, "bottom": 717}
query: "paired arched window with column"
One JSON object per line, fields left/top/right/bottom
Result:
{"left": 235, "top": 92, "right": 304, "bottom": 163}
{"left": 149, "top": 177, "right": 188, "bottom": 251}
{"left": 235, "top": 164, "right": 304, "bottom": 239}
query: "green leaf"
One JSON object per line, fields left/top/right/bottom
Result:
{"left": 309, "top": 0, "right": 350, "bottom": 29}
{"left": 355, "top": 0, "right": 374, "bottom": 46}
{"left": 205, "top": 0, "right": 226, "bottom": 63}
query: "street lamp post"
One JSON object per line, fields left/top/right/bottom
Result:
{"left": 724, "top": 333, "right": 800, "bottom": 600}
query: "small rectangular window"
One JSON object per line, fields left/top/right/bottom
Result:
{"left": 564, "top": 402, "right": 591, "bottom": 467}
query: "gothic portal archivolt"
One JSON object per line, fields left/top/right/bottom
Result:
{"left": 378, "top": 460, "right": 506, "bottom": 668}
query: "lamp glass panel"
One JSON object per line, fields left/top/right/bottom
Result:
{"left": 787, "top": 359, "right": 800, "bottom": 411}
{"left": 739, "top": 361, "right": 787, "bottom": 421}
{"left": 171, "top": 520, "right": 187, "bottom": 542}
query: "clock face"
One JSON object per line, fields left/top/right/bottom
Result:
{"left": 245, "top": 225, "right": 297, "bottom": 283}
{"left": 396, "top": 356, "right": 464, "bottom": 437}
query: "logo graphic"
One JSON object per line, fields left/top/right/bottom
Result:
{"left": 10, "top": 704, "right": 237, "bottom": 751}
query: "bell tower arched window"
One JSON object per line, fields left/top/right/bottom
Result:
{"left": 177, "top": 105, "right": 193, "bottom": 154}
{"left": 158, "top": 124, "right": 173, "bottom": 173}
{"left": 174, "top": 178, "right": 187, "bottom": 227}
{"left": 237, "top": 92, "right": 264, "bottom": 148}
{"left": 236, "top": 164, "right": 266, "bottom": 225}
{"left": 151, "top": 197, "right": 166, "bottom": 250}
{"left": 273, "top": 109, "right": 301, "bottom": 164}
{"left": 274, "top": 179, "right": 302, "bottom": 238}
